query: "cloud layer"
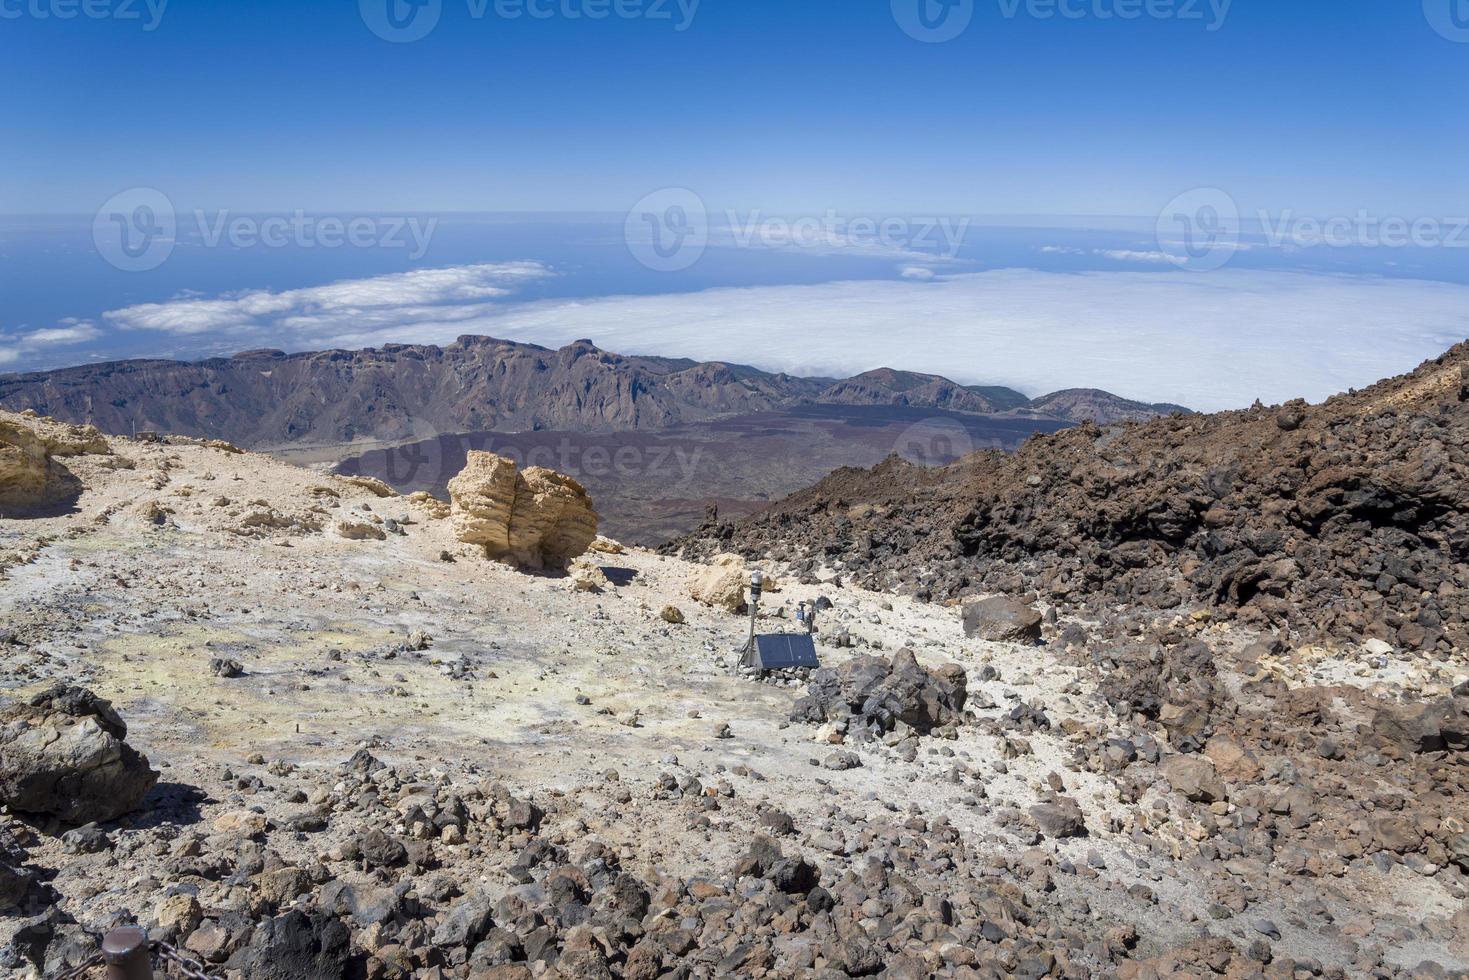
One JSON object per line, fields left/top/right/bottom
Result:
{"left": 473, "top": 270, "right": 1468, "bottom": 411}
{"left": 21, "top": 263, "right": 1469, "bottom": 412}
{"left": 104, "top": 262, "right": 553, "bottom": 343}
{"left": 0, "top": 319, "right": 101, "bottom": 366}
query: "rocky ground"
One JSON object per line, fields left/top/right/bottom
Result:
{"left": 675, "top": 343, "right": 1469, "bottom": 652}
{"left": 1, "top": 411, "right": 1467, "bottom": 978}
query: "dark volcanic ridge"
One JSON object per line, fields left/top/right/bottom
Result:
{"left": 0, "top": 336, "right": 1188, "bottom": 451}
{"left": 671, "top": 341, "right": 1469, "bottom": 651}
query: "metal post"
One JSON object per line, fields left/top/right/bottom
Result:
{"left": 102, "top": 926, "right": 152, "bottom": 980}
{"left": 742, "top": 571, "right": 763, "bottom": 668}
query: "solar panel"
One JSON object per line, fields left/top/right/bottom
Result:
{"left": 750, "top": 634, "right": 821, "bottom": 670}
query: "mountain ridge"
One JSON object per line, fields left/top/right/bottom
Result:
{"left": 0, "top": 335, "right": 1189, "bottom": 450}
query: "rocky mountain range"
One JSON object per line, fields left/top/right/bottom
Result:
{"left": 675, "top": 342, "right": 1469, "bottom": 651}
{"left": 0, "top": 336, "right": 1187, "bottom": 451}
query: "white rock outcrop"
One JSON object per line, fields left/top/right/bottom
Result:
{"left": 446, "top": 451, "right": 598, "bottom": 570}
{"left": 688, "top": 553, "right": 751, "bottom": 613}
{"left": 0, "top": 410, "right": 111, "bottom": 515}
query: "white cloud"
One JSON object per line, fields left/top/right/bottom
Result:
{"left": 0, "top": 319, "right": 102, "bottom": 365}
{"left": 460, "top": 269, "right": 1469, "bottom": 411}
{"left": 22, "top": 323, "right": 102, "bottom": 346}
{"left": 104, "top": 262, "right": 552, "bottom": 339}
{"left": 899, "top": 266, "right": 937, "bottom": 280}
{"left": 83, "top": 264, "right": 1469, "bottom": 412}
{"left": 1094, "top": 249, "right": 1175, "bottom": 263}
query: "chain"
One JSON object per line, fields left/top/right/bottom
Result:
{"left": 41, "top": 939, "right": 224, "bottom": 980}
{"left": 153, "top": 939, "right": 224, "bottom": 980}
{"left": 44, "top": 952, "right": 103, "bottom": 980}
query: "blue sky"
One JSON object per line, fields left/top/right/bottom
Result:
{"left": 1, "top": 0, "right": 1467, "bottom": 407}
{"left": 3, "top": 0, "right": 1466, "bottom": 216}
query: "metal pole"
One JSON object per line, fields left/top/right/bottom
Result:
{"left": 743, "top": 571, "right": 763, "bottom": 668}
{"left": 102, "top": 926, "right": 153, "bottom": 980}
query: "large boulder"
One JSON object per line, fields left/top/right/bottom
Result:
{"left": 1161, "top": 754, "right": 1226, "bottom": 803}
{"left": 447, "top": 452, "right": 598, "bottom": 570}
{"left": 688, "top": 554, "right": 750, "bottom": 613}
{"left": 224, "top": 908, "right": 351, "bottom": 980}
{"left": 961, "top": 597, "right": 1043, "bottom": 643}
{"left": 792, "top": 649, "right": 967, "bottom": 735}
{"left": 0, "top": 686, "right": 158, "bottom": 825}
{"left": 1372, "top": 697, "right": 1469, "bottom": 754}
{"left": 0, "top": 410, "right": 110, "bottom": 515}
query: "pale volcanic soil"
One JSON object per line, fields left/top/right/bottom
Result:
{"left": 2, "top": 432, "right": 1466, "bottom": 978}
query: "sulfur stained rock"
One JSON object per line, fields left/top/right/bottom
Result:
{"left": 589, "top": 535, "right": 626, "bottom": 555}
{"left": 339, "top": 475, "right": 397, "bottom": 498}
{"left": 569, "top": 560, "right": 608, "bottom": 592}
{"left": 407, "top": 491, "right": 451, "bottom": 519}
{"left": 447, "top": 452, "right": 598, "bottom": 570}
{"left": 0, "top": 410, "right": 111, "bottom": 515}
{"left": 336, "top": 519, "right": 386, "bottom": 541}
{"left": 688, "top": 554, "right": 750, "bottom": 613}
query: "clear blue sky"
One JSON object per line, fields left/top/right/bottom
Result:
{"left": 2, "top": 0, "right": 1465, "bottom": 218}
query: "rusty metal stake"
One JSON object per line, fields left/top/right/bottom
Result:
{"left": 101, "top": 926, "right": 152, "bottom": 980}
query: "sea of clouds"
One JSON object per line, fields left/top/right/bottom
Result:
{"left": 8, "top": 262, "right": 1468, "bottom": 411}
